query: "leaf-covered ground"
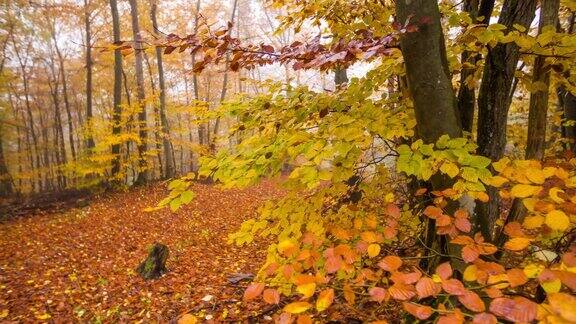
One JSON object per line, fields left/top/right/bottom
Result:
{"left": 0, "top": 181, "right": 284, "bottom": 322}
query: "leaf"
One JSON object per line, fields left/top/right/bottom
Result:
{"left": 472, "top": 313, "right": 497, "bottom": 324}
{"left": 243, "top": 283, "right": 265, "bottom": 301}
{"left": 549, "top": 187, "right": 566, "bottom": 203}
{"left": 367, "top": 244, "right": 381, "bottom": 258}
{"left": 545, "top": 210, "right": 570, "bottom": 231}
{"left": 388, "top": 283, "right": 416, "bottom": 301}
{"left": 436, "top": 262, "right": 453, "bottom": 280}
{"left": 369, "top": 287, "right": 388, "bottom": 302}
{"left": 278, "top": 240, "right": 298, "bottom": 257}
{"left": 378, "top": 255, "right": 403, "bottom": 272}
{"left": 440, "top": 161, "right": 460, "bottom": 178}
{"left": 316, "top": 288, "right": 334, "bottom": 312}
{"left": 462, "top": 245, "right": 480, "bottom": 263}
{"left": 487, "top": 176, "right": 508, "bottom": 187}
{"left": 504, "top": 237, "right": 533, "bottom": 251}
{"left": 441, "top": 279, "right": 466, "bottom": 295}
{"left": 263, "top": 288, "right": 280, "bottom": 304}
{"left": 489, "top": 297, "right": 537, "bottom": 323}
{"left": 283, "top": 301, "right": 311, "bottom": 314}
{"left": 402, "top": 302, "right": 433, "bottom": 320}
{"left": 296, "top": 315, "right": 313, "bottom": 324}
{"left": 343, "top": 284, "right": 355, "bottom": 305}
{"left": 178, "top": 314, "right": 198, "bottom": 324}
{"left": 510, "top": 184, "right": 541, "bottom": 198}
{"left": 296, "top": 282, "right": 316, "bottom": 298}
{"left": 463, "top": 265, "right": 478, "bottom": 281}
{"left": 506, "top": 268, "right": 528, "bottom": 288}
{"left": 457, "top": 291, "right": 485, "bottom": 312}
{"left": 548, "top": 293, "right": 576, "bottom": 322}
{"left": 523, "top": 215, "right": 544, "bottom": 229}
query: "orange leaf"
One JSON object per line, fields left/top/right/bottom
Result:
{"left": 296, "top": 315, "right": 313, "bottom": 324}
{"left": 436, "top": 262, "right": 453, "bottom": 280}
{"left": 378, "top": 255, "right": 403, "bottom": 272}
{"left": 457, "top": 290, "right": 485, "bottom": 312}
{"left": 343, "top": 284, "right": 355, "bottom": 305}
{"left": 548, "top": 293, "right": 576, "bottom": 322}
{"left": 506, "top": 269, "right": 527, "bottom": 288}
{"left": 402, "top": 302, "right": 433, "bottom": 320}
{"left": 369, "top": 287, "right": 388, "bottom": 302}
{"left": 388, "top": 283, "right": 416, "bottom": 301}
{"left": 283, "top": 301, "right": 311, "bottom": 314}
{"left": 489, "top": 297, "right": 537, "bottom": 323}
{"left": 263, "top": 288, "right": 280, "bottom": 304}
{"left": 316, "top": 288, "right": 334, "bottom": 312}
{"left": 462, "top": 245, "right": 480, "bottom": 263}
{"left": 423, "top": 206, "right": 443, "bottom": 219}
{"left": 472, "top": 313, "right": 497, "bottom": 324}
{"left": 441, "top": 279, "right": 466, "bottom": 295}
{"left": 416, "top": 277, "right": 441, "bottom": 299}
{"left": 243, "top": 283, "right": 265, "bottom": 301}
{"left": 504, "top": 237, "right": 532, "bottom": 251}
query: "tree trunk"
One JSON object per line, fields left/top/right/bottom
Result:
{"left": 395, "top": 0, "right": 463, "bottom": 271}
{"left": 192, "top": 0, "right": 205, "bottom": 155}
{"left": 136, "top": 243, "right": 169, "bottom": 280}
{"left": 84, "top": 0, "right": 95, "bottom": 149}
{"left": 150, "top": 0, "right": 176, "bottom": 179}
{"left": 129, "top": 0, "right": 149, "bottom": 185}
{"left": 51, "top": 27, "right": 76, "bottom": 161}
{"left": 110, "top": 0, "right": 123, "bottom": 180}
{"left": 475, "top": 0, "right": 536, "bottom": 240}
{"left": 0, "top": 127, "right": 13, "bottom": 197}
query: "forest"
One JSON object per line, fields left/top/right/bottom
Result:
{"left": 0, "top": 0, "right": 576, "bottom": 322}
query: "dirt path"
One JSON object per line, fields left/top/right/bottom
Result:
{"left": 0, "top": 181, "right": 282, "bottom": 322}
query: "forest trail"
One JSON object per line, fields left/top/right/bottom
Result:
{"left": 0, "top": 181, "right": 283, "bottom": 322}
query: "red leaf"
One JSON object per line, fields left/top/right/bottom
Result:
{"left": 416, "top": 277, "right": 441, "bottom": 299}
{"left": 457, "top": 290, "right": 485, "bottom": 312}
{"left": 403, "top": 302, "right": 433, "bottom": 320}
{"left": 436, "top": 262, "right": 453, "bottom": 280}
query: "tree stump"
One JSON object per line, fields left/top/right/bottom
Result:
{"left": 136, "top": 243, "right": 169, "bottom": 280}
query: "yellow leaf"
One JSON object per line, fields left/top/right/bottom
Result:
{"left": 523, "top": 215, "right": 544, "bottom": 229}
{"left": 0, "top": 310, "right": 8, "bottom": 319}
{"left": 284, "top": 301, "right": 311, "bottom": 314}
{"left": 504, "top": 237, "right": 533, "bottom": 251}
{"left": 296, "top": 283, "right": 316, "bottom": 298}
{"left": 367, "top": 244, "right": 381, "bottom": 258}
{"left": 278, "top": 240, "right": 297, "bottom": 257}
{"left": 178, "top": 314, "right": 198, "bottom": 324}
{"left": 548, "top": 293, "right": 576, "bottom": 322}
{"left": 549, "top": 188, "right": 565, "bottom": 203}
{"left": 526, "top": 168, "right": 546, "bottom": 184}
{"left": 488, "top": 176, "right": 508, "bottom": 187}
{"left": 524, "top": 263, "right": 544, "bottom": 278}
{"left": 463, "top": 265, "right": 478, "bottom": 281}
{"left": 440, "top": 161, "right": 459, "bottom": 178}
{"left": 541, "top": 278, "right": 562, "bottom": 294}
{"left": 361, "top": 231, "right": 378, "bottom": 243}
{"left": 545, "top": 210, "right": 570, "bottom": 231}
{"left": 36, "top": 313, "right": 51, "bottom": 320}
{"left": 522, "top": 198, "right": 537, "bottom": 212}
{"left": 510, "top": 184, "right": 542, "bottom": 198}
{"left": 316, "top": 288, "right": 335, "bottom": 312}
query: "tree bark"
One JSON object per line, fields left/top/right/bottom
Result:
{"left": 110, "top": 0, "right": 123, "bottom": 180}
{"left": 129, "top": 0, "right": 149, "bottom": 185}
{"left": 475, "top": 0, "right": 536, "bottom": 240}
{"left": 150, "top": 0, "right": 176, "bottom": 179}
{"left": 84, "top": 0, "right": 95, "bottom": 149}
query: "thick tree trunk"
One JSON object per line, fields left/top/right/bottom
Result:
{"left": 475, "top": 0, "right": 536, "bottom": 240}
{"left": 84, "top": 0, "right": 95, "bottom": 149}
{"left": 136, "top": 243, "right": 169, "bottom": 279}
{"left": 150, "top": 1, "right": 176, "bottom": 179}
{"left": 396, "top": 0, "right": 463, "bottom": 272}
{"left": 110, "top": 0, "right": 123, "bottom": 180}
{"left": 129, "top": 0, "right": 149, "bottom": 185}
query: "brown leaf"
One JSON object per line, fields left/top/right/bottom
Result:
{"left": 489, "top": 297, "right": 537, "bottom": 323}
{"left": 402, "top": 302, "right": 433, "bottom": 320}
{"left": 243, "top": 282, "right": 265, "bottom": 301}
{"left": 378, "top": 255, "right": 403, "bottom": 272}
{"left": 457, "top": 290, "right": 485, "bottom": 312}
{"left": 416, "top": 277, "right": 441, "bottom": 299}
{"left": 436, "top": 262, "right": 453, "bottom": 280}
{"left": 441, "top": 279, "right": 466, "bottom": 296}
{"left": 388, "top": 283, "right": 416, "bottom": 301}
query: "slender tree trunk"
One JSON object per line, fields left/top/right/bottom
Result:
{"left": 129, "top": 0, "right": 149, "bottom": 185}
{"left": 110, "top": 0, "right": 123, "bottom": 180}
{"left": 192, "top": 0, "right": 205, "bottom": 154}
{"left": 84, "top": 0, "right": 95, "bottom": 149}
{"left": 0, "top": 126, "right": 13, "bottom": 197}
{"left": 212, "top": 0, "right": 238, "bottom": 144}
{"left": 150, "top": 0, "right": 176, "bottom": 179}
{"left": 475, "top": 0, "right": 536, "bottom": 240}
{"left": 144, "top": 51, "right": 164, "bottom": 179}
{"left": 526, "top": 0, "right": 560, "bottom": 159}
{"left": 51, "top": 28, "right": 76, "bottom": 161}
{"left": 47, "top": 60, "right": 68, "bottom": 189}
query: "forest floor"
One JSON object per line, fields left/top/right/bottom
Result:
{"left": 0, "top": 181, "right": 287, "bottom": 322}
